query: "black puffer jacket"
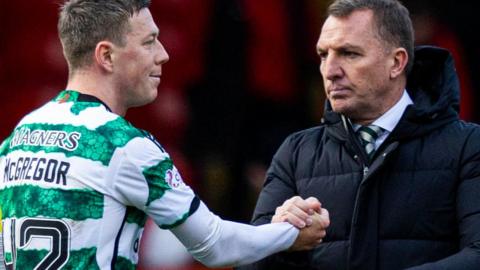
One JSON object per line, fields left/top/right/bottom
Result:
{"left": 239, "top": 46, "right": 480, "bottom": 270}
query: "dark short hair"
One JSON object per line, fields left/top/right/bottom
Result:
{"left": 58, "top": 0, "right": 151, "bottom": 71}
{"left": 327, "top": 0, "right": 414, "bottom": 74}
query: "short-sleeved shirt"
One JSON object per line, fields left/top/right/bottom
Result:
{"left": 0, "top": 90, "right": 198, "bottom": 269}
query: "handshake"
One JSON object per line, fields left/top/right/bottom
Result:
{"left": 271, "top": 196, "right": 330, "bottom": 251}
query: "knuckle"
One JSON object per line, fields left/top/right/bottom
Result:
{"left": 287, "top": 196, "right": 296, "bottom": 203}
{"left": 291, "top": 196, "right": 302, "bottom": 203}
{"left": 285, "top": 213, "right": 295, "bottom": 222}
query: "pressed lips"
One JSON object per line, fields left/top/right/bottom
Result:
{"left": 328, "top": 86, "right": 351, "bottom": 98}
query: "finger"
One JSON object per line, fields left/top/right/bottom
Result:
{"left": 308, "top": 212, "right": 328, "bottom": 229}
{"left": 271, "top": 213, "right": 288, "bottom": 223}
{"left": 321, "top": 208, "right": 330, "bottom": 219}
{"left": 286, "top": 204, "right": 313, "bottom": 225}
{"left": 305, "top": 197, "right": 322, "bottom": 213}
{"left": 290, "top": 196, "right": 316, "bottom": 212}
{"left": 279, "top": 201, "right": 313, "bottom": 224}
{"left": 285, "top": 196, "right": 302, "bottom": 206}
{"left": 285, "top": 213, "right": 307, "bottom": 229}
{"left": 272, "top": 211, "right": 307, "bottom": 228}
{"left": 318, "top": 230, "right": 326, "bottom": 239}
{"left": 274, "top": 205, "right": 286, "bottom": 216}
{"left": 287, "top": 197, "right": 319, "bottom": 219}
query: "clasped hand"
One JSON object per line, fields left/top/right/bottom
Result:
{"left": 271, "top": 196, "right": 330, "bottom": 251}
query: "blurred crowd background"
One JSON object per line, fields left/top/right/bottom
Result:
{"left": 0, "top": 0, "right": 477, "bottom": 269}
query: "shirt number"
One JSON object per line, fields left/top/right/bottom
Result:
{"left": 3, "top": 218, "right": 71, "bottom": 269}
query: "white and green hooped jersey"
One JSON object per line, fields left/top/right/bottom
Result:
{"left": 0, "top": 90, "right": 198, "bottom": 269}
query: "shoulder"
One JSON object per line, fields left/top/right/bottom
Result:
{"left": 13, "top": 99, "right": 154, "bottom": 163}
{"left": 118, "top": 130, "right": 169, "bottom": 163}
{"left": 272, "top": 126, "right": 325, "bottom": 161}
{"left": 282, "top": 126, "right": 326, "bottom": 149}
{"left": 289, "top": 126, "right": 325, "bottom": 139}
{"left": 429, "top": 120, "right": 480, "bottom": 163}
{"left": 442, "top": 120, "right": 480, "bottom": 143}
{"left": 457, "top": 120, "right": 480, "bottom": 133}
{"left": 455, "top": 121, "right": 480, "bottom": 151}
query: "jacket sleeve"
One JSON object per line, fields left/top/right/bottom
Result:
{"left": 251, "top": 135, "right": 298, "bottom": 225}
{"left": 406, "top": 127, "right": 480, "bottom": 270}
{"left": 236, "top": 134, "right": 312, "bottom": 270}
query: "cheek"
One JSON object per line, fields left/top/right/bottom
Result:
{"left": 119, "top": 56, "right": 139, "bottom": 76}
{"left": 352, "top": 64, "right": 387, "bottom": 88}
{"left": 368, "top": 66, "right": 390, "bottom": 89}
{"left": 122, "top": 50, "right": 150, "bottom": 73}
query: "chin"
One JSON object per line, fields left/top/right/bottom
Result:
{"left": 144, "top": 88, "right": 158, "bottom": 103}
{"left": 330, "top": 101, "right": 347, "bottom": 113}
{"left": 149, "top": 89, "right": 158, "bottom": 101}
{"left": 142, "top": 96, "right": 157, "bottom": 107}
{"left": 330, "top": 98, "right": 357, "bottom": 113}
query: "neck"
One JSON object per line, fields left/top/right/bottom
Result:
{"left": 65, "top": 69, "right": 127, "bottom": 116}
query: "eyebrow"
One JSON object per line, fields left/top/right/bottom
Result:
{"left": 145, "top": 28, "right": 159, "bottom": 39}
{"left": 339, "top": 43, "right": 363, "bottom": 51}
{"left": 317, "top": 43, "right": 363, "bottom": 54}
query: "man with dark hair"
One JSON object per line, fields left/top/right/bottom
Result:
{"left": 239, "top": 0, "right": 480, "bottom": 269}
{"left": 0, "top": 0, "right": 330, "bottom": 269}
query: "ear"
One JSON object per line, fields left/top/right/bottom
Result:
{"left": 94, "top": 41, "right": 115, "bottom": 72}
{"left": 390, "top": 48, "right": 408, "bottom": 79}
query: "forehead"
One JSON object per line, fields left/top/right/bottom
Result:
{"left": 127, "top": 8, "right": 158, "bottom": 37}
{"left": 317, "top": 9, "right": 380, "bottom": 49}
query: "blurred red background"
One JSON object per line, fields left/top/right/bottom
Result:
{"left": 0, "top": 0, "right": 477, "bottom": 269}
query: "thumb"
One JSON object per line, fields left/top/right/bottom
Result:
{"left": 319, "top": 208, "right": 330, "bottom": 227}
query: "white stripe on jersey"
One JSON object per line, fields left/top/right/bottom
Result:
{"left": 18, "top": 101, "right": 117, "bottom": 130}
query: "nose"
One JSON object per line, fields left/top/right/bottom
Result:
{"left": 156, "top": 41, "right": 169, "bottom": 65}
{"left": 321, "top": 53, "right": 343, "bottom": 81}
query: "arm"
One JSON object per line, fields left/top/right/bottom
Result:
{"left": 112, "top": 136, "right": 326, "bottom": 268}
{"left": 171, "top": 201, "right": 328, "bottom": 268}
{"left": 237, "top": 135, "right": 328, "bottom": 270}
{"left": 406, "top": 128, "right": 480, "bottom": 269}
{"left": 251, "top": 136, "right": 324, "bottom": 228}
{"left": 171, "top": 201, "right": 298, "bottom": 267}
{"left": 250, "top": 136, "right": 303, "bottom": 226}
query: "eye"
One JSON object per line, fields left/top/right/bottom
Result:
{"left": 318, "top": 51, "right": 328, "bottom": 61}
{"left": 342, "top": 50, "right": 359, "bottom": 59}
{"left": 144, "top": 39, "right": 155, "bottom": 45}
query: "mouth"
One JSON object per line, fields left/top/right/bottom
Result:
{"left": 328, "top": 87, "right": 351, "bottom": 98}
{"left": 149, "top": 74, "right": 161, "bottom": 84}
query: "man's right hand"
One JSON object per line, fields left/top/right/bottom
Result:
{"left": 289, "top": 209, "right": 330, "bottom": 251}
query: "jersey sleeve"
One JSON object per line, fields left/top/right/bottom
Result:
{"left": 170, "top": 201, "right": 299, "bottom": 268}
{"left": 107, "top": 135, "right": 301, "bottom": 267}
{"left": 108, "top": 135, "right": 198, "bottom": 229}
